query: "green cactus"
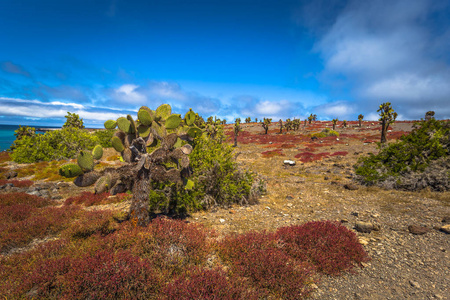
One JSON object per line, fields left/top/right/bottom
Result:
{"left": 127, "top": 115, "right": 137, "bottom": 135}
{"left": 77, "top": 150, "right": 94, "bottom": 171}
{"left": 155, "top": 104, "right": 171, "bottom": 121}
{"left": 92, "top": 145, "right": 103, "bottom": 160}
{"left": 59, "top": 163, "right": 83, "bottom": 178}
{"left": 184, "top": 109, "right": 196, "bottom": 126}
{"left": 137, "top": 124, "right": 151, "bottom": 138}
{"left": 95, "top": 174, "right": 112, "bottom": 194}
{"left": 332, "top": 118, "right": 338, "bottom": 130}
{"left": 111, "top": 136, "right": 125, "bottom": 152}
{"left": 187, "top": 127, "right": 202, "bottom": 138}
{"left": 378, "top": 102, "right": 397, "bottom": 143}
{"left": 138, "top": 108, "right": 153, "bottom": 125}
{"left": 166, "top": 114, "right": 182, "bottom": 129}
{"left": 104, "top": 120, "right": 117, "bottom": 129}
{"left": 117, "top": 117, "right": 131, "bottom": 133}
{"left": 262, "top": 118, "right": 272, "bottom": 134}
{"left": 358, "top": 114, "right": 364, "bottom": 127}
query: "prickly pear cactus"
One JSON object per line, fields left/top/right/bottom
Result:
{"left": 62, "top": 104, "right": 203, "bottom": 226}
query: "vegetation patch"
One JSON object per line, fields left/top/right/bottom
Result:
{"left": 0, "top": 179, "right": 34, "bottom": 187}
{"left": 64, "top": 191, "right": 130, "bottom": 207}
{"left": 355, "top": 119, "right": 450, "bottom": 191}
{"left": 261, "top": 148, "right": 284, "bottom": 158}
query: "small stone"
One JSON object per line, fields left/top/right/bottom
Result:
{"left": 219, "top": 219, "right": 225, "bottom": 223}
{"left": 283, "top": 160, "right": 296, "bottom": 166}
{"left": 351, "top": 211, "right": 359, "bottom": 217}
{"left": 285, "top": 195, "right": 293, "bottom": 200}
{"left": 434, "top": 294, "right": 443, "bottom": 299}
{"left": 286, "top": 203, "right": 293, "bottom": 207}
{"left": 409, "top": 280, "right": 420, "bottom": 289}
{"left": 355, "top": 221, "right": 380, "bottom": 233}
{"left": 439, "top": 224, "right": 450, "bottom": 234}
{"left": 408, "top": 225, "right": 431, "bottom": 235}
{"left": 344, "top": 183, "right": 359, "bottom": 190}
{"left": 358, "top": 237, "right": 369, "bottom": 245}
{"left": 340, "top": 219, "right": 348, "bottom": 223}
{"left": 441, "top": 216, "right": 450, "bottom": 224}
{"left": 265, "top": 206, "right": 271, "bottom": 210}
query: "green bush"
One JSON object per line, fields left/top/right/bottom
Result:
{"left": 148, "top": 131, "right": 264, "bottom": 215}
{"left": 93, "top": 129, "right": 116, "bottom": 148}
{"left": 11, "top": 127, "right": 99, "bottom": 163}
{"left": 355, "top": 119, "right": 450, "bottom": 189}
{"left": 311, "top": 128, "right": 339, "bottom": 138}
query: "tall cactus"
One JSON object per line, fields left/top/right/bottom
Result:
{"left": 60, "top": 104, "right": 202, "bottom": 226}
{"left": 378, "top": 102, "right": 397, "bottom": 143}
{"left": 262, "top": 118, "right": 272, "bottom": 134}
{"left": 234, "top": 118, "right": 241, "bottom": 147}
{"left": 332, "top": 118, "right": 338, "bottom": 130}
{"left": 358, "top": 114, "right": 364, "bottom": 127}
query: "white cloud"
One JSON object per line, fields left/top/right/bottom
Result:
{"left": 114, "top": 84, "right": 147, "bottom": 104}
{"left": 310, "top": 0, "right": 450, "bottom": 119}
{"left": 313, "top": 101, "right": 355, "bottom": 119}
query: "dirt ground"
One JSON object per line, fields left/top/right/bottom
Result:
{"left": 188, "top": 121, "right": 450, "bottom": 300}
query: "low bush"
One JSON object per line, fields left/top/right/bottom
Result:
{"left": 163, "top": 267, "right": 261, "bottom": 300}
{"left": 93, "top": 129, "right": 116, "bottom": 148}
{"left": 276, "top": 221, "right": 370, "bottom": 275}
{"left": 62, "top": 210, "right": 117, "bottom": 239}
{"left": 355, "top": 119, "right": 450, "bottom": 190}
{"left": 0, "top": 179, "right": 34, "bottom": 187}
{"left": 217, "top": 231, "right": 316, "bottom": 299}
{"left": 10, "top": 127, "right": 99, "bottom": 163}
{"left": 148, "top": 132, "right": 264, "bottom": 214}
{"left": 311, "top": 128, "right": 339, "bottom": 138}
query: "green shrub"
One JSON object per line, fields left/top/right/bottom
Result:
{"left": 93, "top": 129, "right": 116, "bottom": 148}
{"left": 355, "top": 119, "right": 450, "bottom": 189}
{"left": 11, "top": 127, "right": 99, "bottom": 163}
{"left": 148, "top": 131, "right": 264, "bottom": 215}
{"left": 311, "top": 128, "right": 339, "bottom": 138}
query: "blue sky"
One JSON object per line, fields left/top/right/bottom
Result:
{"left": 1, "top": 0, "right": 449, "bottom": 127}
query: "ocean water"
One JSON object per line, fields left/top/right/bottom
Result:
{"left": 0, "top": 125, "right": 20, "bottom": 151}
{"left": 0, "top": 125, "right": 57, "bottom": 152}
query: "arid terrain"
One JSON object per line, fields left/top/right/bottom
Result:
{"left": 1, "top": 120, "right": 449, "bottom": 299}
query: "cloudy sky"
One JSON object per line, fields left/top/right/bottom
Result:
{"left": 1, "top": 0, "right": 449, "bottom": 127}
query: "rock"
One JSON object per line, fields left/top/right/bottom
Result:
{"left": 409, "top": 280, "right": 420, "bottom": 289}
{"left": 57, "top": 182, "right": 70, "bottom": 188}
{"left": 408, "top": 225, "right": 431, "bottom": 235}
{"left": 4, "top": 170, "right": 17, "bottom": 179}
{"left": 351, "top": 211, "right": 359, "bottom": 217}
{"left": 344, "top": 183, "right": 359, "bottom": 190}
{"left": 441, "top": 216, "right": 450, "bottom": 224}
{"left": 219, "top": 219, "right": 225, "bottom": 223}
{"left": 355, "top": 221, "right": 380, "bottom": 233}
{"left": 439, "top": 224, "right": 450, "bottom": 234}
{"left": 358, "top": 237, "right": 369, "bottom": 245}
{"left": 283, "top": 160, "right": 296, "bottom": 166}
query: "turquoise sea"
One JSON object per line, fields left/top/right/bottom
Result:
{"left": 0, "top": 125, "right": 58, "bottom": 152}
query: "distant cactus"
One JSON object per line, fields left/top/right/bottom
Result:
{"left": 262, "top": 118, "right": 272, "bottom": 134}
{"left": 378, "top": 102, "right": 397, "bottom": 143}
{"left": 234, "top": 118, "right": 241, "bottom": 147}
{"left": 308, "top": 114, "right": 314, "bottom": 124}
{"left": 60, "top": 104, "right": 201, "bottom": 226}
{"left": 342, "top": 120, "right": 347, "bottom": 128}
{"left": 358, "top": 114, "right": 364, "bottom": 127}
{"left": 278, "top": 119, "right": 283, "bottom": 133}
{"left": 255, "top": 117, "right": 258, "bottom": 123}
{"left": 245, "top": 117, "right": 251, "bottom": 123}
{"left": 292, "top": 119, "right": 300, "bottom": 131}
{"left": 285, "top": 119, "right": 293, "bottom": 131}
{"left": 332, "top": 118, "right": 338, "bottom": 130}
{"left": 425, "top": 111, "right": 435, "bottom": 121}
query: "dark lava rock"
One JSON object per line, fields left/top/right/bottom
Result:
{"left": 408, "top": 225, "right": 431, "bottom": 235}
{"left": 344, "top": 183, "right": 359, "bottom": 190}
{"left": 4, "top": 170, "right": 18, "bottom": 179}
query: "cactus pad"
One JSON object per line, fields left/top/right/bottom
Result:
{"left": 151, "top": 120, "right": 167, "bottom": 138}
{"left": 184, "top": 178, "right": 194, "bottom": 190}
{"left": 187, "top": 127, "right": 202, "bottom": 138}
{"left": 165, "top": 114, "right": 182, "bottom": 129}
{"left": 104, "top": 120, "right": 117, "bottom": 129}
{"left": 59, "top": 163, "right": 83, "bottom": 178}
{"left": 137, "top": 124, "right": 151, "bottom": 138}
{"left": 126, "top": 114, "right": 137, "bottom": 134}
{"left": 95, "top": 174, "right": 111, "bottom": 194}
{"left": 74, "top": 171, "right": 101, "bottom": 187}
{"left": 77, "top": 150, "right": 94, "bottom": 171}
{"left": 117, "top": 117, "right": 131, "bottom": 133}
{"left": 184, "top": 109, "right": 196, "bottom": 126}
{"left": 155, "top": 104, "right": 171, "bottom": 121}
{"left": 92, "top": 145, "right": 103, "bottom": 160}
{"left": 111, "top": 136, "right": 125, "bottom": 152}
{"left": 138, "top": 108, "right": 153, "bottom": 126}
